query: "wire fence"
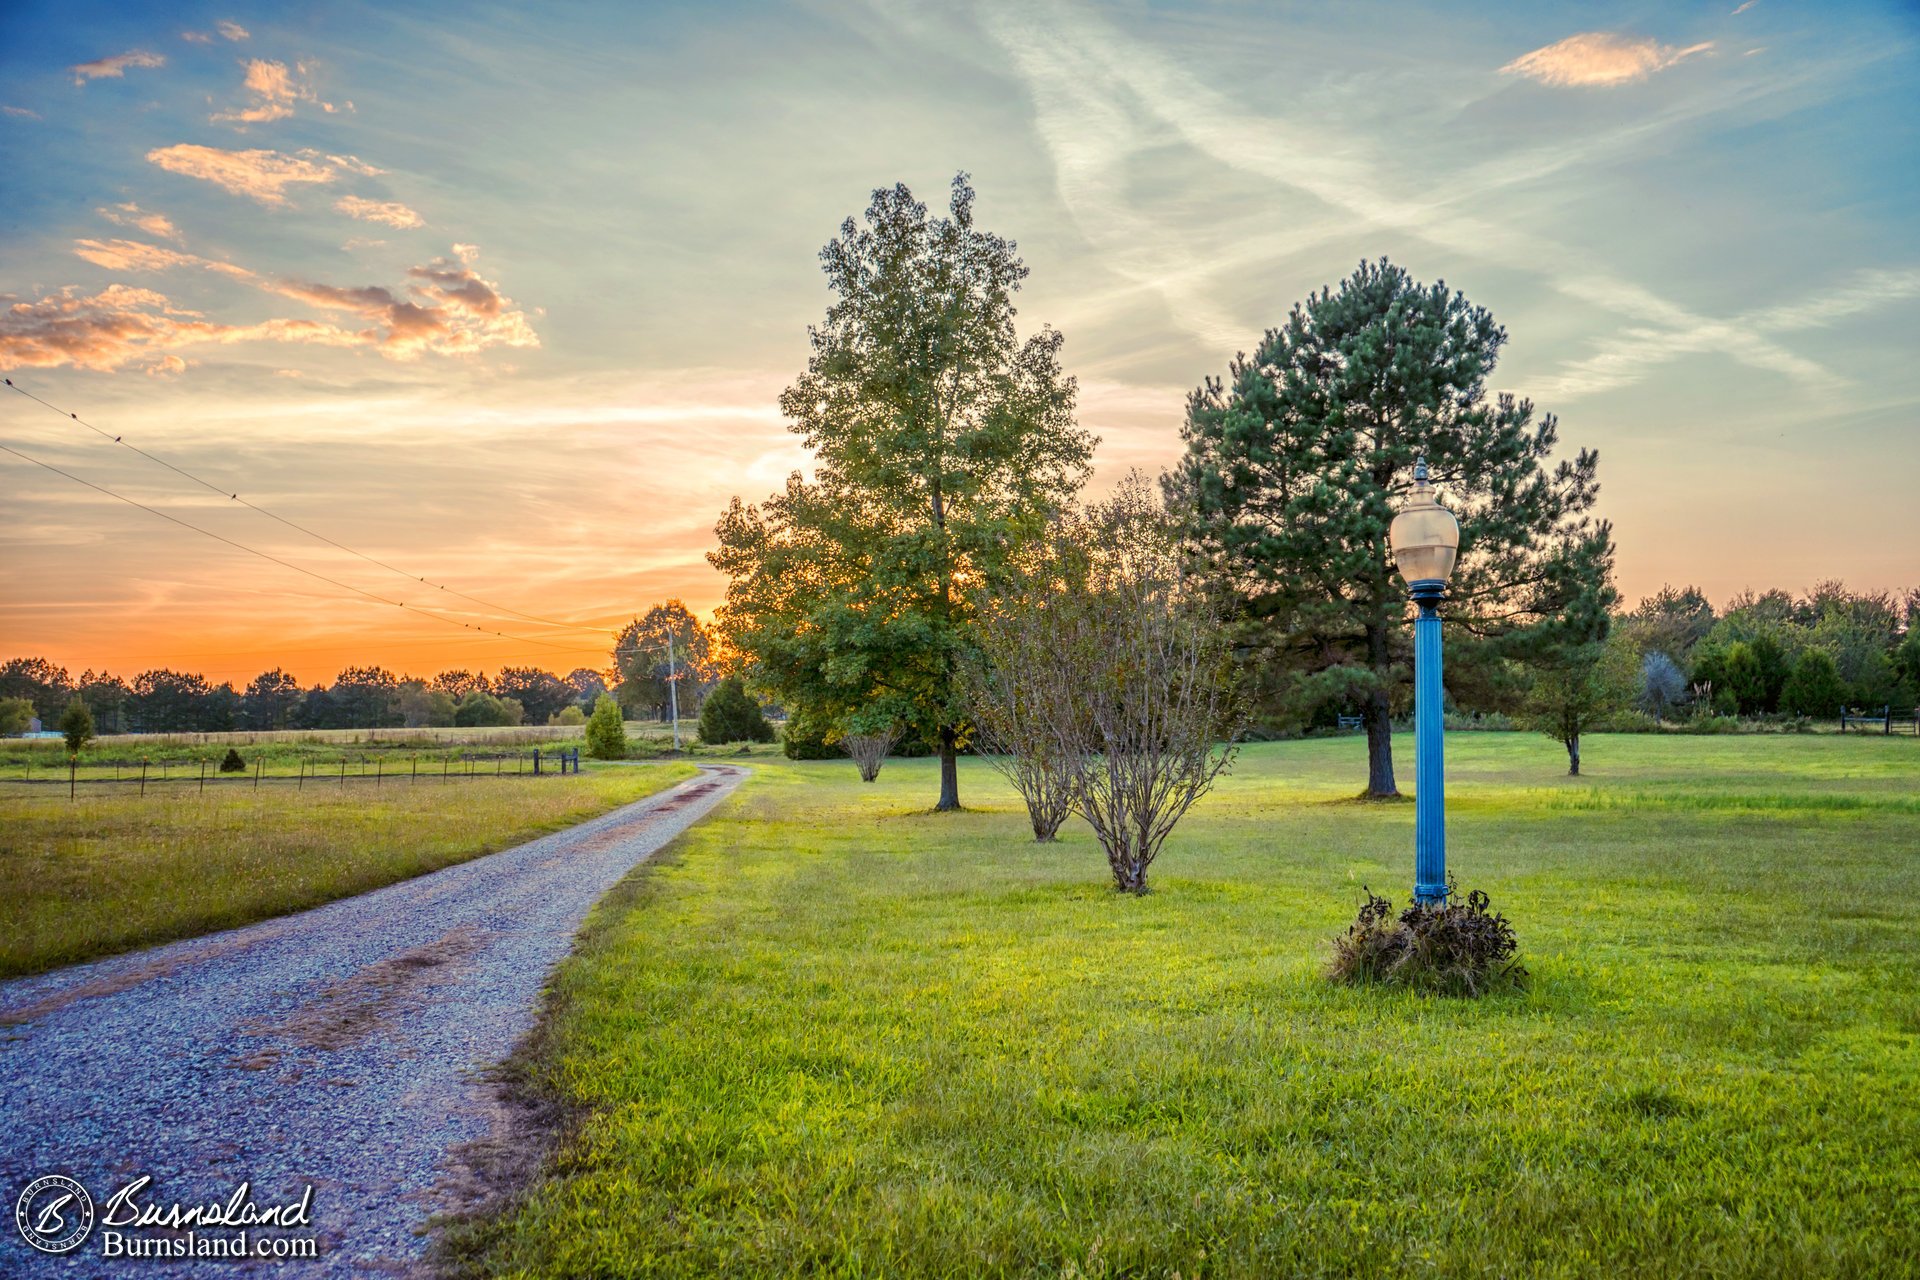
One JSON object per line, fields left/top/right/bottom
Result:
{"left": 4, "top": 749, "right": 586, "bottom": 799}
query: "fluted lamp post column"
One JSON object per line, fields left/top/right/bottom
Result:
{"left": 1389, "top": 457, "right": 1461, "bottom": 906}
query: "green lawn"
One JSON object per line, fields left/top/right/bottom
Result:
{"left": 450, "top": 733, "right": 1920, "bottom": 1279}
{"left": 0, "top": 762, "right": 699, "bottom": 979}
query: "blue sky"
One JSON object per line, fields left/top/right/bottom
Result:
{"left": 1, "top": 0, "right": 1916, "bottom": 681}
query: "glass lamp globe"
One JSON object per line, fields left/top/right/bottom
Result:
{"left": 1389, "top": 458, "right": 1460, "bottom": 586}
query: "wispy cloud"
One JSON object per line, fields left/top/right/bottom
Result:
{"left": 3, "top": 104, "right": 41, "bottom": 120}
{"left": 978, "top": 0, "right": 1903, "bottom": 404}
{"left": 213, "top": 59, "right": 344, "bottom": 125}
{"left": 146, "top": 144, "right": 340, "bottom": 205}
{"left": 97, "top": 202, "right": 181, "bottom": 241}
{"left": 1501, "top": 33, "right": 1714, "bottom": 88}
{"left": 183, "top": 21, "right": 247, "bottom": 45}
{"left": 72, "top": 237, "right": 254, "bottom": 279}
{"left": 335, "top": 195, "right": 424, "bottom": 228}
{"left": 1731, "top": 1, "right": 1759, "bottom": 15}
{"left": 69, "top": 50, "right": 166, "bottom": 86}
{"left": 1526, "top": 270, "right": 1920, "bottom": 400}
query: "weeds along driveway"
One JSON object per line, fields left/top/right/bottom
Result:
{"left": 0, "top": 762, "right": 746, "bottom": 1277}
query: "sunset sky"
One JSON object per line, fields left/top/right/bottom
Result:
{"left": 2, "top": 1, "right": 1916, "bottom": 686}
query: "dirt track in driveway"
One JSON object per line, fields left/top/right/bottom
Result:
{"left": 0, "top": 763, "right": 745, "bottom": 1277}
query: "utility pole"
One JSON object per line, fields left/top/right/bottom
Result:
{"left": 668, "top": 628, "right": 681, "bottom": 752}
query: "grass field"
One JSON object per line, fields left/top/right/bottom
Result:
{"left": 0, "top": 762, "right": 699, "bottom": 979}
{"left": 449, "top": 732, "right": 1920, "bottom": 1279}
{"left": 0, "top": 720, "right": 780, "bottom": 783}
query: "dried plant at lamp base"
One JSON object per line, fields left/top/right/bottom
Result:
{"left": 1328, "top": 878, "right": 1526, "bottom": 997}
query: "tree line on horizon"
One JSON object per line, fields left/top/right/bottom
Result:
{"left": 0, "top": 595, "right": 752, "bottom": 739}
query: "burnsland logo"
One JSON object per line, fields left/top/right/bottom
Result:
{"left": 15, "top": 1175, "right": 95, "bottom": 1255}
{"left": 15, "top": 1174, "right": 320, "bottom": 1262}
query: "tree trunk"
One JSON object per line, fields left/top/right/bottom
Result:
{"left": 936, "top": 725, "right": 960, "bottom": 811}
{"left": 1566, "top": 735, "right": 1581, "bottom": 776}
{"left": 1365, "top": 619, "right": 1399, "bottom": 797}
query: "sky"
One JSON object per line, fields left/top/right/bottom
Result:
{"left": 1, "top": 0, "right": 1915, "bottom": 686}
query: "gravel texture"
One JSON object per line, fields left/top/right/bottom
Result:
{"left": 0, "top": 763, "right": 745, "bottom": 1277}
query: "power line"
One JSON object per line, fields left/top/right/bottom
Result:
{"left": 4, "top": 375, "right": 604, "bottom": 634}
{"left": 0, "top": 439, "right": 609, "bottom": 656}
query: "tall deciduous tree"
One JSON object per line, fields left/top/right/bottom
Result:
{"left": 494, "top": 667, "right": 573, "bottom": 725}
{"left": 1173, "top": 258, "right": 1613, "bottom": 797}
{"left": 612, "top": 602, "right": 715, "bottom": 720}
{"left": 712, "top": 174, "right": 1093, "bottom": 810}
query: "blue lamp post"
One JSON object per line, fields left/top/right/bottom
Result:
{"left": 1389, "top": 457, "right": 1461, "bottom": 906}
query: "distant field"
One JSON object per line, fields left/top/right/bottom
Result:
{"left": 0, "top": 720, "right": 783, "bottom": 782}
{"left": 0, "top": 762, "right": 700, "bottom": 980}
{"left": 450, "top": 732, "right": 1920, "bottom": 1279}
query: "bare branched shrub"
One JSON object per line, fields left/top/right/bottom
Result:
{"left": 966, "top": 607, "right": 1074, "bottom": 840}
{"left": 969, "top": 473, "right": 1246, "bottom": 890}
{"left": 841, "top": 725, "right": 901, "bottom": 783}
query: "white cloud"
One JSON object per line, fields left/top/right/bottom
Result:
{"left": 1501, "top": 33, "right": 1714, "bottom": 88}
{"left": 335, "top": 196, "right": 424, "bottom": 229}
{"left": 70, "top": 50, "right": 166, "bottom": 86}
{"left": 213, "top": 59, "right": 343, "bottom": 125}
{"left": 146, "top": 144, "right": 340, "bottom": 205}
{"left": 98, "top": 203, "right": 182, "bottom": 242}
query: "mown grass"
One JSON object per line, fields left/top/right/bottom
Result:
{"left": 0, "top": 762, "right": 699, "bottom": 979}
{"left": 450, "top": 732, "right": 1920, "bottom": 1279}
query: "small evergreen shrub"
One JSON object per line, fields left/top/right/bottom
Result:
{"left": 585, "top": 694, "right": 628, "bottom": 759}
{"left": 219, "top": 747, "right": 247, "bottom": 773}
{"left": 1328, "top": 879, "right": 1525, "bottom": 997}
{"left": 698, "top": 676, "right": 773, "bottom": 745}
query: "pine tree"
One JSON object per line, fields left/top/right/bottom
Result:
{"left": 1173, "top": 258, "right": 1613, "bottom": 796}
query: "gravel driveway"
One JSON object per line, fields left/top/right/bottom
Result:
{"left": 0, "top": 763, "right": 745, "bottom": 1277}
